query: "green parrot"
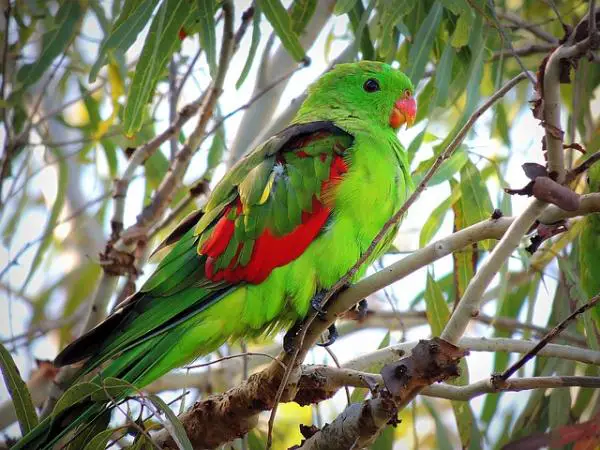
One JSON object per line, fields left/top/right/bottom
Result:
{"left": 14, "top": 61, "right": 416, "bottom": 449}
{"left": 579, "top": 159, "right": 600, "bottom": 324}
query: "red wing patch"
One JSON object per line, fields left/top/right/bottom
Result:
{"left": 201, "top": 154, "right": 348, "bottom": 284}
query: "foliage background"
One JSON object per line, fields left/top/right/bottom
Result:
{"left": 1, "top": 0, "right": 600, "bottom": 448}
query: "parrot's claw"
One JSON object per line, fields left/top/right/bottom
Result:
{"left": 317, "top": 324, "right": 339, "bottom": 347}
{"left": 311, "top": 292, "right": 328, "bottom": 320}
{"left": 283, "top": 321, "right": 302, "bottom": 354}
{"left": 356, "top": 299, "right": 368, "bottom": 320}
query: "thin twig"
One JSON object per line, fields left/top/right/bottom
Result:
{"left": 490, "top": 43, "right": 555, "bottom": 61}
{"left": 1, "top": 2, "right": 11, "bottom": 142}
{"left": 173, "top": 49, "right": 202, "bottom": 105}
{"left": 497, "top": 293, "right": 600, "bottom": 381}
{"left": 565, "top": 151, "right": 600, "bottom": 184}
{"left": 185, "top": 352, "right": 286, "bottom": 371}
{"left": 496, "top": 11, "right": 559, "bottom": 44}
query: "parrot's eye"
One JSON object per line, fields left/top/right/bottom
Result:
{"left": 404, "top": 89, "right": 412, "bottom": 97}
{"left": 363, "top": 78, "right": 380, "bottom": 92}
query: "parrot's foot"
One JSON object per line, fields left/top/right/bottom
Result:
{"left": 317, "top": 323, "right": 339, "bottom": 347}
{"left": 284, "top": 321, "right": 302, "bottom": 354}
{"left": 355, "top": 298, "right": 368, "bottom": 320}
{"left": 310, "top": 292, "right": 328, "bottom": 320}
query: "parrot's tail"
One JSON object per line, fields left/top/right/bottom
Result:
{"left": 14, "top": 282, "right": 236, "bottom": 449}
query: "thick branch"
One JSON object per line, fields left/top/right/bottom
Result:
{"left": 345, "top": 337, "right": 600, "bottom": 373}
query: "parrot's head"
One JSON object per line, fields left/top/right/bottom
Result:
{"left": 294, "top": 61, "right": 417, "bottom": 132}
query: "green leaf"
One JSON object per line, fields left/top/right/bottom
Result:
{"left": 412, "top": 148, "right": 469, "bottom": 187}
{"left": 0, "top": 343, "right": 38, "bottom": 434}
{"left": 424, "top": 398, "right": 454, "bottom": 450}
{"left": 334, "top": 0, "right": 357, "bottom": 15}
{"left": 434, "top": 42, "right": 455, "bottom": 107}
{"left": 91, "top": 377, "right": 133, "bottom": 402}
{"left": 493, "top": 102, "right": 511, "bottom": 146}
{"left": 463, "top": 14, "right": 486, "bottom": 118}
{"left": 207, "top": 122, "right": 226, "bottom": 174}
{"left": 481, "top": 278, "right": 532, "bottom": 422}
{"left": 197, "top": 0, "right": 217, "bottom": 76}
{"left": 406, "top": 2, "right": 443, "bottom": 86}
{"left": 123, "top": 0, "right": 190, "bottom": 134}
{"left": 148, "top": 394, "right": 194, "bottom": 450}
{"left": 82, "top": 429, "right": 115, "bottom": 450}
{"left": 459, "top": 160, "right": 493, "bottom": 249}
{"left": 558, "top": 257, "right": 600, "bottom": 351}
{"left": 419, "top": 187, "right": 461, "bottom": 248}
{"left": 53, "top": 382, "right": 102, "bottom": 417}
{"left": 90, "top": 0, "right": 161, "bottom": 82}
{"left": 451, "top": 11, "right": 472, "bottom": 48}
{"left": 236, "top": 7, "right": 262, "bottom": 89}
{"left": 424, "top": 274, "right": 450, "bottom": 336}
{"left": 378, "top": 0, "right": 414, "bottom": 59}
{"left": 371, "top": 425, "right": 394, "bottom": 450}
{"left": 290, "top": 0, "right": 317, "bottom": 34}
{"left": 257, "top": 0, "right": 306, "bottom": 62}
{"left": 548, "top": 383, "right": 571, "bottom": 430}
{"left": 145, "top": 150, "right": 170, "bottom": 190}
{"left": 347, "top": 0, "right": 375, "bottom": 61}
{"left": 17, "top": 2, "right": 82, "bottom": 86}
{"left": 20, "top": 148, "right": 68, "bottom": 293}
{"left": 2, "top": 186, "right": 29, "bottom": 247}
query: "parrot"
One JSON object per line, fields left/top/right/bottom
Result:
{"left": 14, "top": 61, "right": 417, "bottom": 449}
{"left": 579, "top": 157, "right": 600, "bottom": 325}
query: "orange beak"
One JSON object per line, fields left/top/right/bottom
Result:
{"left": 389, "top": 92, "right": 417, "bottom": 129}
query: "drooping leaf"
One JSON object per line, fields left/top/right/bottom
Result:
{"left": 450, "top": 10, "right": 472, "bottom": 49}
{"left": 52, "top": 382, "right": 102, "bottom": 417}
{"left": 123, "top": 0, "right": 191, "bottom": 135}
{"left": 256, "top": 0, "right": 306, "bottom": 62}
{"left": 20, "top": 148, "right": 68, "bottom": 293}
{"left": 90, "top": 0, "right": 161, "bottom": 82}
{"left": 459, "top": 160, "right": 493, "bottom": 248}
{"left": 406, "top": 2, "right": 443, "bottom": 86}
{"left": 434, "top": 42, "right": 455, "bottom": 107}
{"left": 481, "top": 278, "right": 536, "bottom": 423}
{"left": 424, "top": 274, "right": 450, "bottom": 336}
{"left": 377, "top": 0, "right": 414, "bottom": 59}
{"left": 423, "top": 398, "right": 454, "bottom": 450}
{"left": 197, "top": 0, "right": 217, "bottom": 76}
{"left": 334, "top": 0, "right": 357, "bottom": 15}
{"left": 419, "top": 187, "right": 461, "bottom": 248}
{"left": 236, "top": 7, "right": 262, "bottom": 89}
{"left": 147, "top": 394, "right": 194, "bottom": 450}
{"left": 145, "top": 150, "right": 170, "bottom": 190}
{"left": 347, "top": 0, "right": 375, "bottom": 61}
{"left": 17, "top": 2, "right": 83, "bottom": 86}
{"left": 290, "top": 0, "right": 317, "bottom": 34}
{"left": 0, "top": 343, "right": 38, "bottom": 434}
{"left": 82, "top": 429, "right": 115, "bottom": 450}
{"left": 558, "top": 256, "right": 600, "bottom": 351}
{"left": 412, "top": 147, "right": 469, "bottom": 187}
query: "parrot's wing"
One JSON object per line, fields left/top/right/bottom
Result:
{"left": 190, "top": 120, "right": 354, "bottom": 284}
{"left": 54, "top": 121, "right": 353, "bottom": 369}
